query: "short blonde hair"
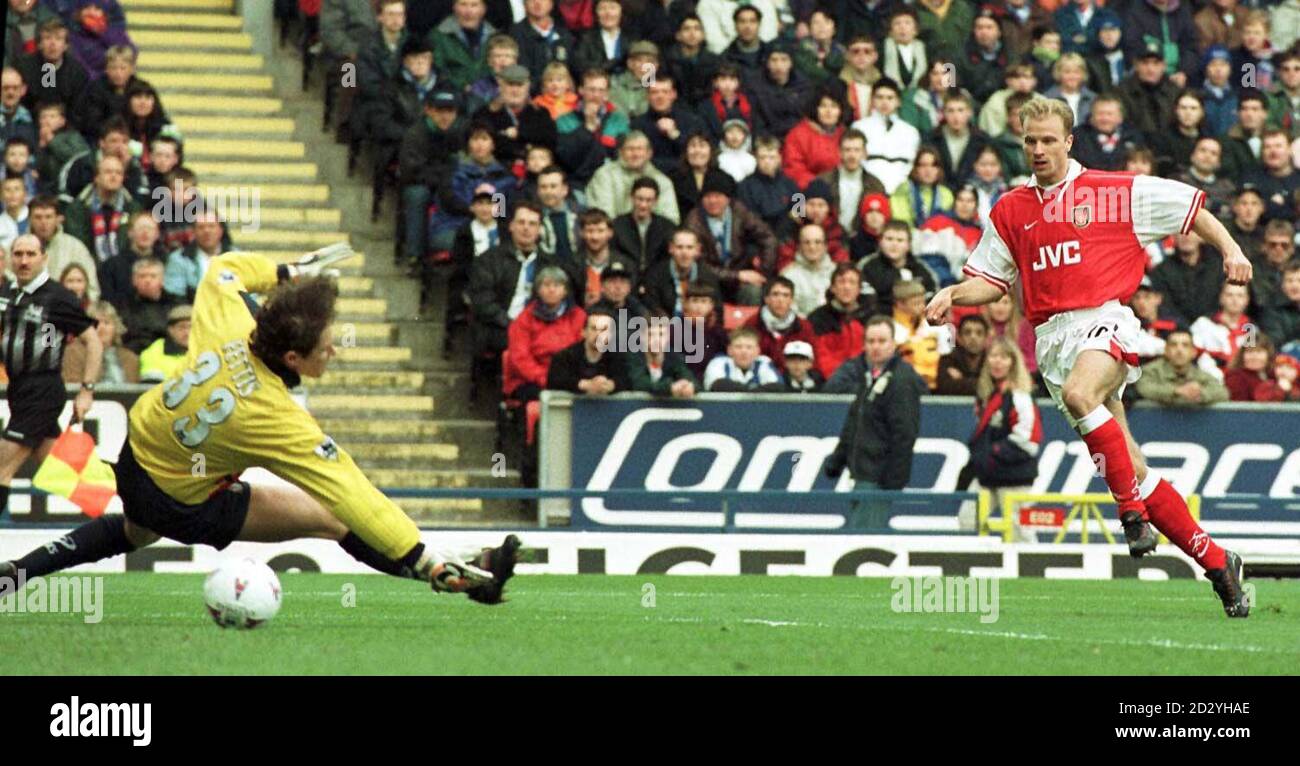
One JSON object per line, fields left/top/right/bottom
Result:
{"left": 1243, "top": 9, "right": 1270, "bottom": 30}
{"left": 1053, "top": 52, "right": 1086, "bottom": 79}
{"left": 1018, "top": 95, "right": 1075, "bottom": 135}
{"left": 486, "top": 34, "right": 518, "bottom": 55}
{"left": 541, "top": 62, "right": 573, "bottom": 89}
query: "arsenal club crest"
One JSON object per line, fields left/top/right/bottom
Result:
{"left": 1072, "top": 204, "right": 1093, "bottom": 228}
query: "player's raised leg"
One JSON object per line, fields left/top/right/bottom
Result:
{"left": 1104, "top": 401, "right": 1247, "bottom": 617}
{"left": 1059, "top": 349, "right": 1154, "bottom": 554}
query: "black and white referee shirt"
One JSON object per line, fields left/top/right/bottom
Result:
{"left": 0, "top": 271, "right": 97, "bottom": 379}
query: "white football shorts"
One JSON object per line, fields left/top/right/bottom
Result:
{"left": 1034, "top": 299, "right": 1144, "bottom": 428}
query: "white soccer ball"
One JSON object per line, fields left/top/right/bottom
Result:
{"left": 203, "top": 558, "right": 282, "bottom": 629}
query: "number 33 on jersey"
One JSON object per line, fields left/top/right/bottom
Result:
{"left": 125, "top": 254, "right": 348, "bottom": 509}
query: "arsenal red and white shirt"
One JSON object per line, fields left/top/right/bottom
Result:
{"left": 963, "top": 160, "right": 1205, "bottom": 326}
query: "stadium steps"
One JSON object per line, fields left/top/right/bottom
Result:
{"left": 126, "top": 0, "right": 524, "bottom": 522}
{"left": 140, "top": 51, "right": 265, "bottom": 71}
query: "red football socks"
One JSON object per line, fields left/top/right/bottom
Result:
{"left": 1142, "top": 477, "right": 1228, "bottom": 571}
{"left": 1077, "top": 407, "right": 1144, "bottom": 517}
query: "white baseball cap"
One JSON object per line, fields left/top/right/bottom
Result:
{"left": 783, "top": 341, "right": 814, "bottom": 359}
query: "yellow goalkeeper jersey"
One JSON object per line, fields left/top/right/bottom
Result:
{"left": 127, "top": 253, "right": 421, "bottom": 559}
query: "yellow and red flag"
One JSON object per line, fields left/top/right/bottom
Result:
{"left": 32, "top": 427, "right": 117, "bottom": 518}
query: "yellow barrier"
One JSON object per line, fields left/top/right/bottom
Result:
{"left": 978, "top": 491, "right": 1200, "bottom": 544}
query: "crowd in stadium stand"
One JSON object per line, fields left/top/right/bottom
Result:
{"left": 2, "top": 0, "right": 214, "bottom": 385}
{"left": 4, "top": 0, "right": 1300, "bottom": 480}
{"left": 309, "top": 0, "right": 1300, "bottom": 410}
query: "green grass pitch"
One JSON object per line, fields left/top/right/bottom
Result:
{"left": 2, "top": 575, "right": 1298, "bottom": 674}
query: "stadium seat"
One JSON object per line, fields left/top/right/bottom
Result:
{"left": 724, "top": 304, "right": 758, "bottom": 330}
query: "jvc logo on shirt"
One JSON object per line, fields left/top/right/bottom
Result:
{"left": 1031, "top": 240, "right": 1082, "bottom": 271}
{"left": 49, "top": 696, "right": 151, "bottom": 746}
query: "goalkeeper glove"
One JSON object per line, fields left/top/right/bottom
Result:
{"left": 289, "top": 243, "right": 356, "bottom": 280}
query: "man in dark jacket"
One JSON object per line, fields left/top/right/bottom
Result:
{"left": 665, "top": 14, "right": 722, "bottom": 108}
{"left": 631, "top": 72, "right": 707, "bottom": 176}
{"left": 683, "top": 170, "right": 777, "bottom": 305}
{"left": 545, "top": 309, "right": 632, "bottom": 393}
{"left": 509, "top": 0, "right": 575, "bottom": 84}
{"left": 1121, "top": 0, "right": 1198, "bottom": 85}
{"left": 748, "top": 45, "right": 812, "bottom": 139}
{"left": 957, "top": 10, "right": 1014, "bottom": 106}
{"left": 722, "top": 5, "right": 772, "bottom": 71}
{"left": 928, "top": 91, "right": 993, "bottom": 183}
{"left": 471, "top": 64, "right": 557, "bottom": 169}
{"left": 116, "top": 256, "right": 177, "bottom": 359}
{"left": 1116, "top": 50, "right": 1181, "bottom": 139}
{"left": 612, "top": 176, "right": 675, "bottom": 274}
{"left": 467, "top": 201, "right": 559, "bottom": 356}
{"left": 858, "top": 220, "right": 939, "bottom": 313}
{"left": 1069, "top": 94, "right": 1145, "bottom": 172}
{"left": 15, "top": 19, "right": 87, "bottom": 129}
{"left": 823, "top": 314, "right": 926, "bottom": 529}
{"left": 1218, "top": 92, "right": 1269, "bottom": 183}
{"left": 1259, "top": 263, "right": 1300, "bottom": 347}
{"left": 353, "top": 37, "right": 437, "bottom": 156}
{"left": 1149, "top": 231, "right": 1225, "bottom": 325}
{"left": 399, "top": 88, "right": 466, "bottom": 263}
{"left": 355, "top": 0, "right": 410, "bottom": 94}
{"left": 643, "top": 227, "right": 724, "bottom": 319}
{"left": 935, "top": 314, "right": 988, "bottom": 396}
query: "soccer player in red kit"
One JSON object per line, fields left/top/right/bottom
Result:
{"left": 926, "top": 97, "right": 1252, "bottom": 617}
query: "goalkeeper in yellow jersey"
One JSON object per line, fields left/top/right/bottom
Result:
{"left": 2, "top": 246, "right": 522, "bottom": 604}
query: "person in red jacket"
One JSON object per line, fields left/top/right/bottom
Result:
{"left": 503, "top": 266, "right": 587, "bottom": 401}
{"left": 741, "top": 276, "right": 816, "bottom": 373}
{"left": 807, "top": 263, "right": 873, "bottom": 379}
{"left": 781, "top": 88, "right": 846, "bottom": 189}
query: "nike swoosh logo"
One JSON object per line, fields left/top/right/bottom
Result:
{"left": 1024, "top": 221, "right": 1037, "bottom": 230}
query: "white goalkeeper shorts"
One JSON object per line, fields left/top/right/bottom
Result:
{"left": 1034, "top": 300, "right": 1144, "bottom": 428}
